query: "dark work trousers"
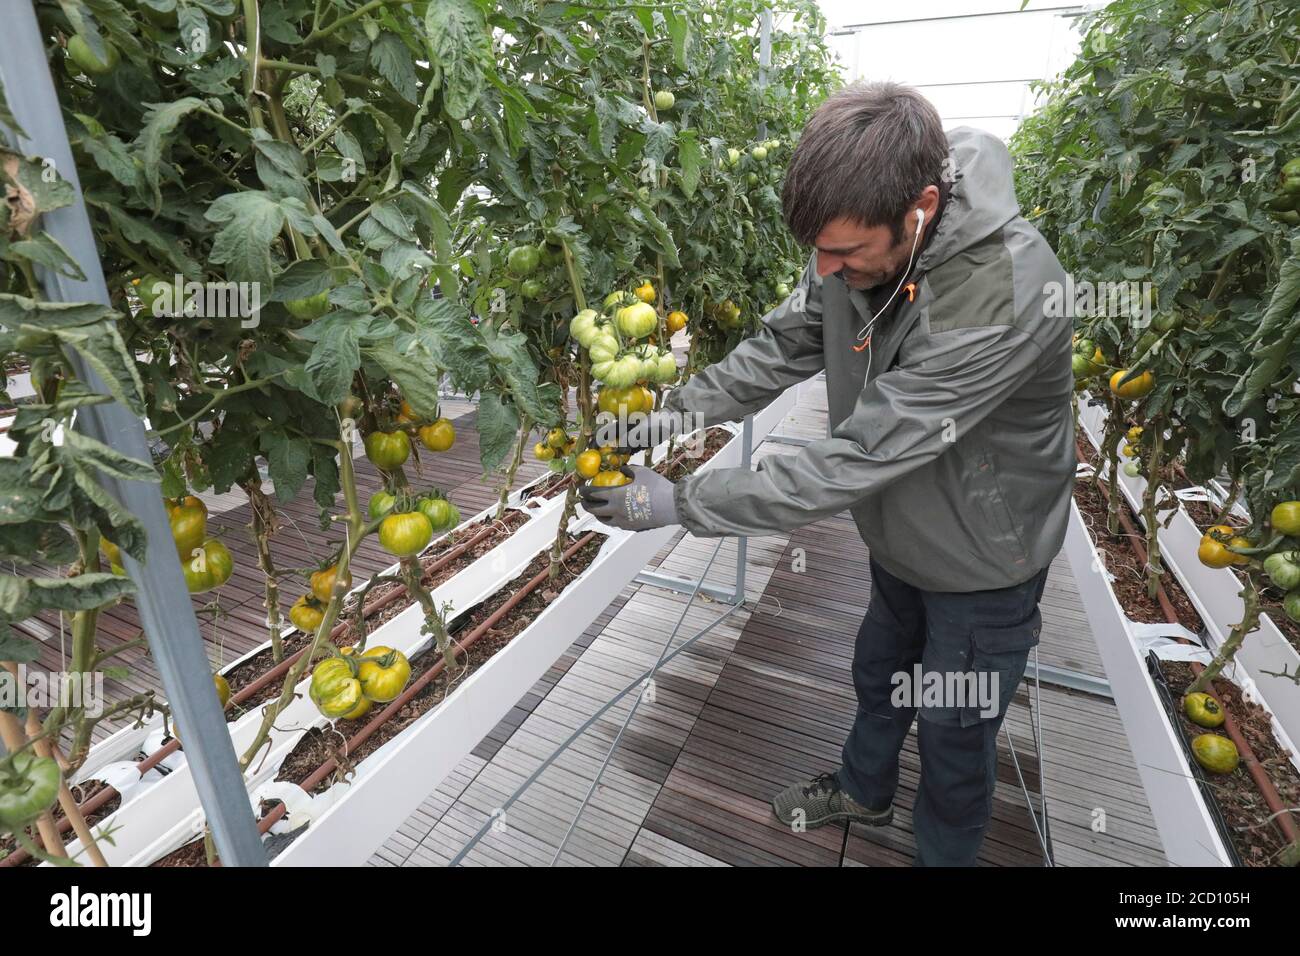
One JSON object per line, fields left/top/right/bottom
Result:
{"left": 838, "top": 556, "right": 1048, "bottom": 866}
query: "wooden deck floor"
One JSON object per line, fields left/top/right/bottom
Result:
{"left": 370, "top": 380, "right": 1167, "bottom": 867}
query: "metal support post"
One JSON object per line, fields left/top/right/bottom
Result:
{"left": 0, "top": 3, "right": 265, "bottom": 865}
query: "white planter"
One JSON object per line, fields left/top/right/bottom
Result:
{"left": 1064, "top": 500, "right": 1234, "bottom": 866}
{"left": 1075, "top": 395, "right": 1300, "bottom": 765}
{"left": 59, "top": 495, "right": 569, "bottom": 867}
{"left": 267, "top": 402, "right": 792, "bottom": 866}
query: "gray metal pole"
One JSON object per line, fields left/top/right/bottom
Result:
{"left": 0, "top": 3, "right": 265, "bottom": 866}
{"left": 757, "top": 8, "right": 773, "bottom": 140}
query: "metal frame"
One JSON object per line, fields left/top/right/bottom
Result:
{"left": 0, "top": 3, "right": 265, "bottom": 865}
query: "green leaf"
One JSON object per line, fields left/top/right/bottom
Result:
{"left": 476, "top": 391, "right": 520, "bottom": 474}
{"left": 677, "top": 129, "right": 703, "bottom": 199}
{"left": 271, "top": 259, "right": 334, "bottom": 301}
{"left": 425, "top": 0, "right": 490, "bottom": 120}
{"left": 49, "top": 321, "right": 148, "bottom": 417}
{"left": 204, "top": 191, "right": 286, "bottom": 287}
{"left": 27, "top": 573, "right": 136, "bottom": 613}
{"left": 0, "top": 458, "right": 58, "bottom": 524}
{"left": 0, "top": 523, "right": 77, "bottom": 565}
{"left": 260, "top": 429, "right": 311, "bottom": 503}
{"left": 370, "top": 32, "right": 419, "bottom": 103}
{"left": 63, "top": 430, "right": 159, "bottom": 483}
{"left": 0, "top": 627, "right": 39, "bottom": 664}
{"left": 364, "top": 339, "right": 446, "bottom": 420}
{"left": 8, "top": 233, "right": 85, "bottom": 281}
{"left": 311, "top": 444, "right": 340, "bottom": 510}
{"left": 304, "top": 318, "right": 360, "bottom": 406}
{"left": 136, "top": 98, "right": 206, "bottom": 211}
{"left": 254, "top": 137, "right": 310, "bottom": 204}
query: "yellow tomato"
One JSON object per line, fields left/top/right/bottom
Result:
{"left": 1109, "top": 369, "right": 1155, "bottom": 400}
{"left": 634, "top": 282, "right": 656, "bottom": 304}
{"left": 575, "top": 450, "right": 602, "bottom": 478}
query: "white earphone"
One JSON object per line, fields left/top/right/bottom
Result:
{"left": 853, "top": 206, "right": 927, "bottom": 355}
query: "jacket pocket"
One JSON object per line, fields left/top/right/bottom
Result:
{"left": 961, "top": 441, "right": 1031, "bottom": 571}
{"left": 958, "top": 609, "right": 1041, "bottom": 728}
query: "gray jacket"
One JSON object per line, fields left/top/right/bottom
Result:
{"left": 666, "top": 127, "right": 1075, "bottom": 593}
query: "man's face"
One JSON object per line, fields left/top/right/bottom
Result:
{"left": 811, "top": 188, "right": 939, "bottom": 290}
{"left": 813, "top": 218, "right": 911, "bottom": 290}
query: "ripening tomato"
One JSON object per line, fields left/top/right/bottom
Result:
{"left": 590, "top": 470, "right": 631, "bottom": 487}
{"left": 1109, "top": 369, "right": 1155, "bottom": 400}
{"left": 368, "top": 491, "right": 397, "bottom": 520}
{"left": 183, "top": 539, "right": 234, "bottom": 593}
{"left": 169, "top": 503, "right": 207, "bottom": 559}
{"left": 1271, "top": 501, "right": 1300, "bottom": 536}
{"left": 289, "top": 595, "right": 326, "bottom": 633}
{"left": 310, "top": 658, "right": 364, "bottom": 719}
{"left": 213, "top": 673, "right": 231, "bottom": 709}
{"left": 310, "top": 564, "right": 346, "bottom": 603}
{"left": 378, "top": 512, "right": 433, "bottom": 557}
{"left": 666, "top": 310, "right": 688, "bottom": 333}
{"left": 576, "top": 450, "right": 602, "bottom": 479}
{"left": 365, "top": 430, "right": 411, "bottom": 469}
{"left": 534, "top": 441, "right": 555, "bottom": 461}
{"left": 418, "top": 418, "right": 456, "bottom": 452}
{"left": 634, "top": 282, "right": 656, "bottom": 304}
{"left": 356, "top": 646, "right": 412, "bottom": 703}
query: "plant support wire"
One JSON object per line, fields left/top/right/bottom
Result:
{"left": 447, "top": 537, "right": 741, "bottom": 867}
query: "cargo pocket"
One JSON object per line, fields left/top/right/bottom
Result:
{"left": 958, "top": 609, "right": 1041, "bottom": 728}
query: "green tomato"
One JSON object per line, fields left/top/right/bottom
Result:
{"left": 0, "top": 753, "right": 61, "bottom": 829}
{"left": 726, "top": 148, "right": 740, "bottom": 166}
{"left": 751, "top": 145, "right": 768, "bottom": 161}
{"left": 655, "top": 352, "right": 679, "bottom": 383}
{"left": 775, "top": 282, "right": 791, "bottom": 298}
{"left": 135, "top": 274, "right": 173, "bottom": 317}
{"left": 588, "top": 333, "right": 619, "bottom": 364}
{"left": 1264, "top": 552, "right": 1300, "bottom": 591}
{"left": 1152, "top": 313, "right": 1181, "bottom": 334}
{"left": 378, "top": 511, "right": 433, "bottom": 557}
{"left": 416, "top": 496, "right": 454, "bottom": 531}
{"left": 364, "top": 430, "right": 411, "bottom": 470}
{"left": 520, "top": 278, "right": 544, "bottom": 299}
{"left": 1122, "top": 460, "right": 1142, "bottom": 477}
{"left": 310, "top": 658, "right": 364, "bottom": 720}
{"left": 1282, "top": 158, "right": 1300, "bottom": 196}
{"left": 604, "top": 355, "right": 645, "bottom": 389}
{"left": 507, "top": 245, "right": 540, "bottom": 276}
{"left": 183, "top": 539, "right": 234, "bottom": 594}
{"left": 615, "top": 302, "right": 658, "bottom": 339}
{"left": 284, "top": 290, "right": 330, "bottom": 320}
{"left": 569, "top": 309, "right": 601, "bottom": 347}
{"left": 1285, "top": 588, "right": 1300, "bottom": 624}
{"left": 368, "top": 491, "right": 397, "bottom": 520}
{"left": 67, "top": 34, "right": 119, "bottom": 75}
{"left": 591, "top": 359, "right": 615, "bottom": 381}
{"left": 654, "top": 90, "right": 676, "bottom": 110}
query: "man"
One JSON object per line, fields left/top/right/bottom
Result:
{"left": 581, "top": 82, "right": 1075, "bottom": 866}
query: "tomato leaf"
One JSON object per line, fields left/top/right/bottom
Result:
{"left": 260, "top": 429, "right": 311, "bottom": 503}
{"left": 476, "top": 391, "right": 520, "bottom": 474}
{"left": 424, "top": 0, "right": 490, "bottom": 120}
{"left": 204, "top": 191, "right": 286, "bottom": 287}
{"left": 135, "top": 98, "right": 206, "bottom": 212}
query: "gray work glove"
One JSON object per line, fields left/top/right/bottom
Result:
{"left": 596, "top": 407, "right": 685, "bottom": 452}
{"left": 578, "top": 465, "right": 680, "bottom": 531}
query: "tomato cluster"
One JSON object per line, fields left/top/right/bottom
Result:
{"left": 101, "top": 496, "right": 234, "bottom": 595}
{"left": 309, "top": 644, "right": 413, "bottom": 721}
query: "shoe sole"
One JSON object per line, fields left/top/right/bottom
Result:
{"left": 771, "top": 801, "right": 894, "bottom": 830}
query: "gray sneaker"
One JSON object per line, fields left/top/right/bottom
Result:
{"left": 771, "top": 771, "right": 894, "bottom": 829}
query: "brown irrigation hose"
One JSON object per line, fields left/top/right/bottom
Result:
{"left": 257, "top": 531, "right": 599, "bottom": 837}
{"left": 1079, "top": 443, "right": 1300, "bottom": 851}
{"left": 0, "top": 521, "right": 507, "bottom": 867}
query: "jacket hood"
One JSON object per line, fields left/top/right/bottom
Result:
{"left": 916, "top": 126, "right": 1021, "bottom": 273}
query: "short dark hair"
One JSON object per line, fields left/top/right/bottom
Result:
{"left": 782, "top": 82, "right": 949, "bottom": 245}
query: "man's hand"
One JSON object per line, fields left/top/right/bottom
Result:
{"left": 578, "top": 465, "right": 679, "bottom": 531}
